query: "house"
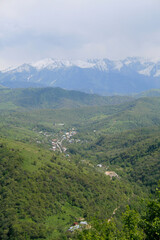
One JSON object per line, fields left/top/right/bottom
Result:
{"left": 68, "top": 220, "right": 91, "bottom": 232}
{"left": 80, "top": 221, "right": 88, "bottom": 225}
{"left": 74, "top": 222, "right": 79, "bottom": 225}
{"left": 71, "top": 131, "right": 77, "bottom": 135}
{"left": 68, "top": 224, "right": 80, "bottom": 232}
{"left": 97, "top": 164, "right": 102, "bottom": 168}
{"left": 52, "top": 146, "right": 56, "bottom": 151}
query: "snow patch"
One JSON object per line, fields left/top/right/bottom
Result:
{"left": 27, "top": 75, "right": 33, "bottom": 81}
{"left": 124, "top": 59, "right": 132, "bottom": 65}
{"left": 1, "top": 65, "right": 22, "bottom": 73}
{"left": 138, "top": 65, "right": 153, "bottom": 76}
{"left": 50, "top": 80, "right": 57, "bottom": 85}
{"left": 154, "top": 69, "right": 160, "bottom": 77}
{"left": 2, "top": 64, "right": 32, "bottom": 73}
{"left": 94, "top": 60, "right": 108, "bottom": 71}
{"left": 114, "top": 61, "right": 123, "bottom": 71}
{"left": 16, "top": 64, "right": 31, "bottom": 73}
{"left": 73, "top": 60, "right": 95, "bottom": 68}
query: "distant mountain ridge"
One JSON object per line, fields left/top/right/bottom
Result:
{"left": 1, "top": 57, "right": 160, "bottom": 95}
{"left": 135, "top": 88, "right": 160, "bottom": 97}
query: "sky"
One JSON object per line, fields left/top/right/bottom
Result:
{"left": 0, "top": 0, "right": 160, "bottom": 69}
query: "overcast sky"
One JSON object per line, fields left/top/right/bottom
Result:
{"left": 0, "top": 0, "right": 160, "bottom": 69}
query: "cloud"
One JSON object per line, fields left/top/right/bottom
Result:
{"left": 0, "top": 0, "right": 160, "bottom": 68}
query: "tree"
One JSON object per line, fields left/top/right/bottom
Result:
{"left": 142, "top": 186, "right": 160, "bottom": 240}
{"left": 122, "top": 206, "right": 144, "bottom": 240}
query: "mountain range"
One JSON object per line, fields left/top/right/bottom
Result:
{"left": 0, "top": 57, "right": 160, "bottom": 95}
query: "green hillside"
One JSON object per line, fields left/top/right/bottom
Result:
{"left": 68, "top": 126, "right": 160, "bottom": 192}
{"left": 0, "top": 87, "right": 133, "bottom": 110}
{"left": 0, "top": 138, "right": 143, "bottom": 240}
{"left": 0, "top": 91, "right": 160, "bottom": 239}
{"left": 75, "top": 97, "right": 160, "bottom": 134}
{"left": 0, "top": 97, "right": 160, "bottom": 147}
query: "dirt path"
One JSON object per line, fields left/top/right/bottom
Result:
{"left": 108, "top": 207, "right": 119, "bottom": 222}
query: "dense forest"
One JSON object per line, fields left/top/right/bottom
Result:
{"left": 0, "top": 87, "right": 160, "bottom": 239}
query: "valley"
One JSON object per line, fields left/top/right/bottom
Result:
{"left": 0, "top": 87, "right": 160, "bottom": 239}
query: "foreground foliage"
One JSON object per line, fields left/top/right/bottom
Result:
{"left": 0, "top": 141, "right": 141, "bottom": 239}
{"left": 74, "top": 187, "right": 160, "bottom": 240}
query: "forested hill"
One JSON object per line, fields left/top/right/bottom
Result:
{"left": 0, "top": 139, "right": 142, "bottom": 239}
{"left": 0, "top": 87, "right": 160, "bottom": 110}
{"left": 70, "top": 97, "right": 160, "bottom": 135}
{"left": 0, "top": 87, "right": 133, "bottom": 110}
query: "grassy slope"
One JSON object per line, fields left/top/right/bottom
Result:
{"left": 0, "top": 138, "right": 142, "bottom": 239}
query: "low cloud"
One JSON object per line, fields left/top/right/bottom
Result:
{"left": 0, "top": 0, "right": 160, "bottom": 68}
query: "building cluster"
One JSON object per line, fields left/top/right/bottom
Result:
{"left": 51, "top": 139, "right": 58, "bottom": 151}
{"left": 68, "top": 219, "right": 91, "bottom": 232}
{"left": 65, "top": 129, "right": 77, "bottom": 139}
{"left": 51, "top": 128, "right": 77, "bottom": 152}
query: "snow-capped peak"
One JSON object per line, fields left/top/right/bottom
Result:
{"left": 2, "top": 64, "right": 32, "bottom": 73}
{"left": 31, "top": 58, "right": 55, "bottom": 69}
{"left": 31, "top": 58, "right": 71, "bottom": 70}
{"left": 2, "top": 57, "right": 160, "bottom": 77}
{"left": 31, "top": 58, "right": 96, "bottom": 70}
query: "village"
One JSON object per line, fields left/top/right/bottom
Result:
{"left": 33, "top": 123, "right": 81, "bottom": 153}
{"left": 51, "top": 128, "right": 79, "bottom": 153}
{"left": 35, "top": 126, "right": 119, "bottom": 179}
